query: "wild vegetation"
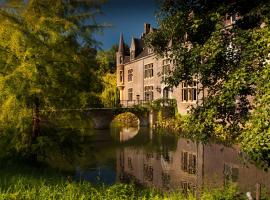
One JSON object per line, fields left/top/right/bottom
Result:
{"left": 97, "top": 46, "right": 120, "bottom": 108}
{"left": 155, "top": 114, "right": 183, "bottom": 133}
{"left": 0, "top": 0, "right": 106, "bottom": 155}
{"left": 146, "top": 0, "right": 270, "bottom": 167}
{"left": 0, "top": 0, "right": 121, "bottom": 155}
{"left": 0, "top": 158, "right": 245, "bottom": 200}
{"left": 1, "top": 0, "right": 270, "bottom": 199}
{"left": 112, "top": 112, "right": 139, "bottom": 127}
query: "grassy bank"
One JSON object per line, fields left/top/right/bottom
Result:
{"left": 0, "top": 177, "right": 242, "bottom": 200}
{"left": 0, "top": 158, "right": 249, "bottom": 200}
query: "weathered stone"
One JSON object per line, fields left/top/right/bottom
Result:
{"left": 86, "top": 108, "right": 150, "bottom": 129}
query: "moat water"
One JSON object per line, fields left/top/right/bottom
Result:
{"left": 41, "top": 124, "right": 270, "bottom": 197}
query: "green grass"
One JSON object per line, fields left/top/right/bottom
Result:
{"left": 0, "top": 158, "right": 253, "bottom": 200}
{"left": 0, "top": 180, "right": 243, "bottom": 200}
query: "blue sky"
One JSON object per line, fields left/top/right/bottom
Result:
{"left": 95, "top": 0, "right": 158, "bottom": 50}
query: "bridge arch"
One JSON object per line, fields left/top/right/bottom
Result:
{"left": 86, "top": 108, "right": 151, "bottom": 129}
{"left": 112, "top": 112, "right": 140, "bottom": 127}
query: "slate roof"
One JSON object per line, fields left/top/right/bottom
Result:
{"left": 118, "top": 23, "right": 156, "bottom": 63}
{"left": 123, "top": 56, "right": 130, "bottom": 64}
{"left": 136, "top": 48, "right": 149, "bottom": 59}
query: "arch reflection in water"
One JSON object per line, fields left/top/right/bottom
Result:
{"left": 119, "top": 127, "right": 139, "bottom": 142}
{"left": 116, "top": 137, "right": 270, "bottom": 197}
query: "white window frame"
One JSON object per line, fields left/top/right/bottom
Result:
{"left": 144, "top": 85, "right": 154, "bottom": 101}
{"left": 128, "top": 88, "right": 133, "bottom": 101}
{"left": 144, "top": 63, "right": 154, "bottom": 79}
{"left": 181, "top": 81, "right": 198, "bottom": 102}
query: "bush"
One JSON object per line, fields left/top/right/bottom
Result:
{"left": 112, "top": 112, "right": 139, "bottom": 127}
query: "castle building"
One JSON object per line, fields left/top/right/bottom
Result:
{"left": 116, "top": 23, "right": 205, "bottom": 114}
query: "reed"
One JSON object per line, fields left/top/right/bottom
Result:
{"left": 0, "top": 158, "right": 247, "bottom": 200}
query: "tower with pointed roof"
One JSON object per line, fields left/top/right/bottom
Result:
{"left": 115, "top": 23, "right": 207, "bottom": 114}
{"left": 116, "top": 33, "right": 125, "bottom": 101}
{"left": 117, "top": 33, "right": 125, "bottom": 66}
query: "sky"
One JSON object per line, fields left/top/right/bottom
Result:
{"left": 95, "top": 0, "right": 158, "bottom": 50}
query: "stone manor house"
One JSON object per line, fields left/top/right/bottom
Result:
{"left": 116, "top": 15, "right": 239, "bottom": 114}
{"left": 116, "top": 23, "right": 204, "bottom": 114}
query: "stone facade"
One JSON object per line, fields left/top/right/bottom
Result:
{"left": 116, "top": 24, "right": 206, "bottom": 114}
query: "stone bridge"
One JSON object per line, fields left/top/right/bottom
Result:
{"left": 86, "top": 108, "right": 153, "bottom": 129}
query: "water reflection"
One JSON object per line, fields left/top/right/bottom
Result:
{"left": 116, "top": 134, "right": 270, "bottom": 196}
{"left": 38, "top": 118, "right": 270, "bottom": 196}
{"left": 119, "top": 127, "right": 139, "bottom": 142}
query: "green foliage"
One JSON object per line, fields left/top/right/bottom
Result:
{"left": 241, "top": 63, "right": 270, "bottom": 168}
{"left": 146, "top": 0, "right": 270, "bottom": 165}
{"left": 156, "top": 116, "right": 183, "bottom": 133}
{"left": 200, "top": 184, "right": 241, "bottom": 200}
{"left": 112, "top": 112, "right": 139, "bottom": 127}
{"left": 96, "top": 45, "right": 118, "bottom": 73}
{"left": 0, "top": 159, "right": 245, "bottom": 200}
{"left": 99, "top": 73, "right": 120, "bottom": 108}
{"left": 96, "top": 45, "right": 122, "bottom": 108}
{"left": 151, "top": 98, "right": 177, "bottom": 113}
{"left": 0, "top": 0, "right": 104, "bottom": 152}
{"left": 96, "top": 43, "right": 129, "bottom": 74}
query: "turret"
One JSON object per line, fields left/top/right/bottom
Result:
{"left": 116, "top": 33, "right": 125, "bottom": 100}
{"left": 116, "top": 33, "right": 125, "bottom": 66}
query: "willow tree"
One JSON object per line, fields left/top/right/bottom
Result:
{"left": 146, "top": 0, "right": 270, "bottom": 166}
{"left": 0, "top": 0, "right": 104, "bottom": 152}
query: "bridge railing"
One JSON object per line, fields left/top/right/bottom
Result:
{"left": 120, "top": 100, "right": 150, "bottom": 107}
{"left": 119, "top": 98, "right": 175, "bottom": 108}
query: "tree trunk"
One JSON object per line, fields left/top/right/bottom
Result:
{"left": 32, "top": 96, "right": 40, "bottom": 142}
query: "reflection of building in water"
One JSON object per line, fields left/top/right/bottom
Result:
{"left": 117, "top": 139, "right": 203, "bottom": 196}
{"left": 116, "top": 138, "right": 270, "bottom": 196}
{"left": 203, "top": 144, "right": 270, "bottom": 193}
{"left": 119, "top": 127, "right": 139, "bottom": 142}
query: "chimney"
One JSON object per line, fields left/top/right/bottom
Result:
{"left": 144, "top": 23, "right": 151, "bottom": 34}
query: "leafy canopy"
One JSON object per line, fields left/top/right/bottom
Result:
{"left": 0, "top": 0, "right": 104, "bottom": 151}
{"left": 146, "top": 0, "right": 270, "bottom": 166}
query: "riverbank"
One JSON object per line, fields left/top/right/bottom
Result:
{"left": 0, "top": 157, "right": 245, "bottom": 200}
{"left": 0, "top": 174, "right": 241, "bottom": 200}
{"left": 155, "top": 113, "right": 238, "bottom": 143}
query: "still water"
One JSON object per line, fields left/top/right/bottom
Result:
{"left": 42, "top": 125, "right": 270, "bottom": 196}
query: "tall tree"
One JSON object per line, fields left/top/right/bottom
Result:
{"left": 0, "top": 0, "right": 104, "bottom": 152}
{"left": 96, "top": 44, "right": 129, "bottom": 107}
{"left": 146, "top": 0, "right": 270, "bottom": 166}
